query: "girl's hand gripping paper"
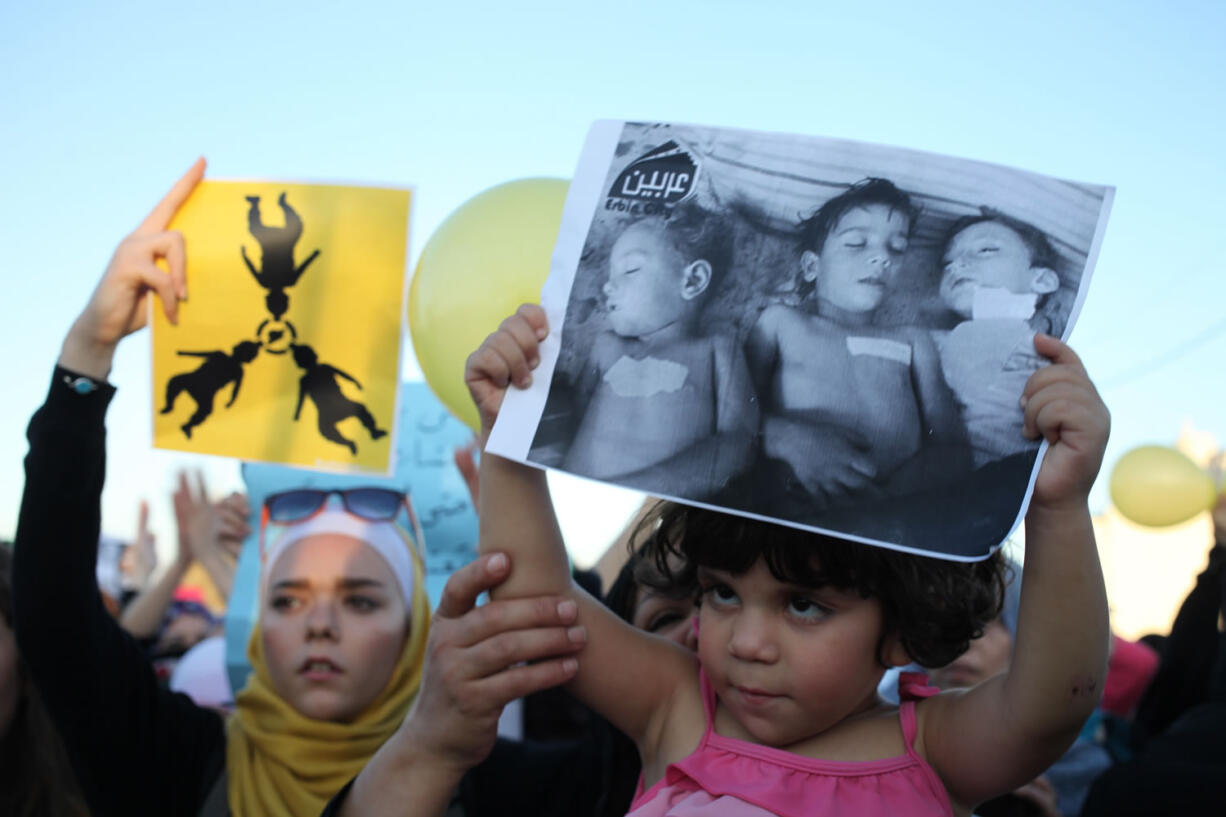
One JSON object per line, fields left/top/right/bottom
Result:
{"left": 1022, "top": 333, "right": 1110, "bottom": 509}
{"left": 465, "top": 304, "right": 549, "bottom": 445}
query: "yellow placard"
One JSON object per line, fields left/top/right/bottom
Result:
{"left": 152, "top": 180, "right": 410, "bottom": 474}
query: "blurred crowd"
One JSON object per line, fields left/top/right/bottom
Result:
{"left": 5, "top": 474, "right": 1224, "bottom": 815}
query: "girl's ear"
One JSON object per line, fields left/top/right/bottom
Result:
{"left": 880, "top": 632, "right": 913, "bottom": 669}
{"left": 1030, "top": 267, "right": 1060, "bottom": 295}
{"left": 800, "top": 250, "right": 821, "bottom": 283}
{"left": 680, "top": 260, "right": 712, "bottom": 301}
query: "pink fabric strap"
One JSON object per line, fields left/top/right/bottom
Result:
{"left": 698, "top": 667, "right": 718, "bottom": 738}
{"left": 628, "top": 668, "right": 956, "bottom": 817}
{"left": 897, "top": 671, "right": 940, "bottom": 700}
{"left": 896, "top": 672, "right": 938, "bottom": 752}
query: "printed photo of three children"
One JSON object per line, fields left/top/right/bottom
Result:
{"left": 513, "top": 121, "right": 1112, "bottom": 560}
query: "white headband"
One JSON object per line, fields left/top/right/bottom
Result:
{"left": 262, "top": 509, "right": 416, "bottom": 603}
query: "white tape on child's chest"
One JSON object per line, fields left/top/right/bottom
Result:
{"left": 972, "top": 287, "right": 1038, "bottom": 321}
{"left": 603, "top": 354, "right": 689, "bottom": 398}
{"left": 845, "top": 336, "right": 912, "bottom": 365}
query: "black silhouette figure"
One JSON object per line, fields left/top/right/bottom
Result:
{"left": 161, "top": 340, "right": 262, "bottom": 439}
{"left": 290, "top": 344, "right": 387, "bottom": 455}
{"left": 242, "top": 193, "right": 320, "bottom": 319}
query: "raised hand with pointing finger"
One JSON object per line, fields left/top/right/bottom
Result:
{"left": 59, "top": 158, "right": 205, "bottom": 380}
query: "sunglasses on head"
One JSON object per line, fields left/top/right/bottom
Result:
{"left": 263, "top": 487, "right": 407, "bottom": 524}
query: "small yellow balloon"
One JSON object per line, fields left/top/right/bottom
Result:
{"left": 409, "top": 178, "right": 569, "bottom": 430}
{"left": 1109, "top": 445, "right": 1217, "bottom": 527}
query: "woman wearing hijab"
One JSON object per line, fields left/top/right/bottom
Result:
{"left": 12, "top": 160, "right": 581, "bottom": 817}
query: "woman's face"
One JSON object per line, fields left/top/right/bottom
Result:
{"left": 629, "top": 550, "right": 699, "bottom": 651}
{"left": 0, "top": 615, "right": 20, "bottom": 741}
{"left": 631, "top": 589, "right": 697, "bottom": 650}
{"left": 930, "top": 617, "right": 1013, "bottom": 690}
{"left": 261, "top": 534, "right": 409, "bottom": 723}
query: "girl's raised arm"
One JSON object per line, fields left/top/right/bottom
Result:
{"left": 919, "top": 335, "right": 1110, "bottom": 810}
{"left": 466, "top": 305, "right": 699, "bottom": 756}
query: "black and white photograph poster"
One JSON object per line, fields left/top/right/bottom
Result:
{"left": 487, "top": 120, "right": 1113, "bottom": 560}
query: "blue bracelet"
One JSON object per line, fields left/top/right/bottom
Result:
{"left": 62, "top": 374, "right": 102, "bottom": 395}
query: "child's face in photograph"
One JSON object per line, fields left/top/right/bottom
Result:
{"left": 806, "top": 205, "right": 909, "bottom": 314}
{"left": 940, "top": 221, "right": 1044, "bottom": 318}
{"left": 604, "top": 221, "right": 690, "bottom": 337}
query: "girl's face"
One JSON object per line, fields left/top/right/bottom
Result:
{"left": 805, "top": 204, "right": 910, "bottom": 314}
{"left": 696, "top": 556, "right": 906, "bottom": 748}
{"left": 0, "top": 615, "right": 19, "bottom": 741}
{"left": 262, "top": 534, "right": 409, "bottom": 723}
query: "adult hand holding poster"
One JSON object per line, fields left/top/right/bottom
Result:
{"left": 152, "top": 181, "right": 410, "bottom": 474}
{"left": 486, "top": 120, "right": 1114, "bottom": 560}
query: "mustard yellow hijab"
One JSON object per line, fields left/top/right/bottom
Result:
{"left": 226, "top": 533, "right": 430, "bottom": 817}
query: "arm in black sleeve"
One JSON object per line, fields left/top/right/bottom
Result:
{"left": 320, "top": 722, "right": 640, "bottom": 817}
{"left": 1130, "top": 542, "right": 1226, "bottom": 749}
{"left": 1209, "top": 557, "right": 1226, "bottom": 702}
{"left": 13, "top": 368, "right": 226, "bottom": 816}
{"left": 457, "top": 719, "right": 640, "bottom": 817}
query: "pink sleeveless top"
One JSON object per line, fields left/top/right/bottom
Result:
{"left": 627, "top": 671, "right": 953, "bottom": 817}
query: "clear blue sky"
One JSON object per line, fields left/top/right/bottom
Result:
{"left": 2, "top": 1, "right": 1224, "bottom": 562}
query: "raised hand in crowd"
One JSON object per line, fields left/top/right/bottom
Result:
{"left": 118, "top": 495, "right": 193, "bottom": 640}
{"left": 119, "top": 471, "right": 244, "bottom": 640}
{"left": 118, "top": 499, "right": 157, "bottom": 592}
{"left": 173, "top": 470, "right": 249, "bottom": 599}
{"left": 59, "top": 159, "right": 201, "bottom": 379}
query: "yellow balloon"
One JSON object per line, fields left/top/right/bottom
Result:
{"left": 409, "top": 178, "right": 569, "bottom": 430}
{"left": 1109, "top": 445, "right": 1217, "bottom": 527}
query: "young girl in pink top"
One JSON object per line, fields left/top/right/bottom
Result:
{"left": 466, "top": 304, "right": 1110, "bottom": 817}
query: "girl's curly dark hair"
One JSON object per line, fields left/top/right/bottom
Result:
{"left": 631, "top": 502, "right": 1007, "bottom": 668}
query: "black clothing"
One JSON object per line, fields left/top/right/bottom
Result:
{"left": 1130, "top": 544, "right": 1226, "bottom": 749}
{"left": 14, "top": 368, "right": 227, "bottom": 816}
{"left": 1079, "top": 703, "right": 1226, "bottom": 815}
{"left": 320, "top": 721, "right": 639, "bottom": 817}
{"left": 1081, "top": 536, "right": 1226, "bottom": 816}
